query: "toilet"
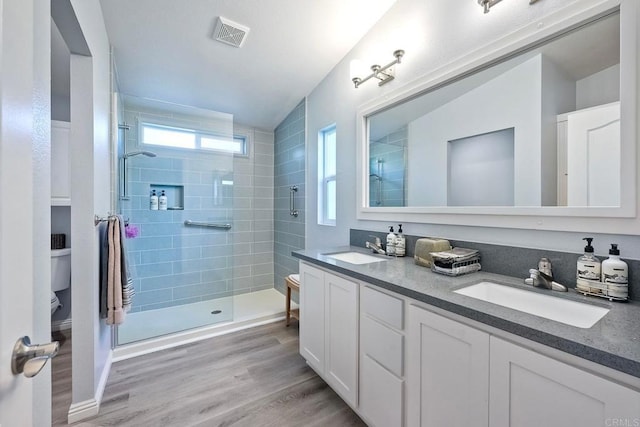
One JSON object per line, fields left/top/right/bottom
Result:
{"left": 51, "top": 248, "right": 71, "bottom": 315}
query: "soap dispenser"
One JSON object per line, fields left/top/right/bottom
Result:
{"left": 602, "top": 244, "right": 628, "bottom": 300}
{"left": 150, "top": 189, "right": 158, "bottom": 210}
{"left": 159, "top": 190, "right": 168, "bottom": 210}
{"left": 386, "top": 226, "right": 396, "bottom": 256}
{"left": 576, "top": 237, "right": 601, "bottom": 293}
{"left": 395, "top": 224, "right": 406, "bottom": 257}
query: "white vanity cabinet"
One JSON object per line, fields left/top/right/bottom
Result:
{"left": 407, "top": 304, "right": 490, "bottom": 427}
{"left": 51, "top": 120, "right": 71, "bottom": 205}
{"left": 299, "top": 262, "right": 358, "bottom": 406}
{"left": 359, "top": 285, "right": 405, "bottom": 427}
{"left": 407, "top": 304, "right": 640, "bottom": 427}
{"left": 490, "top": 336, "right": 640, "bottom": 427}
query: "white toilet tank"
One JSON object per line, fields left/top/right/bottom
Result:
{"left": 51, "top": 248, "right": 71, "bottom": 292}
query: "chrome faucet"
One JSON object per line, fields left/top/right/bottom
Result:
{"left": 525, "top": 259, "right": 568, "bottom": 292}
{"left": 366, "top": 235, "right": 386, "bottom": 255}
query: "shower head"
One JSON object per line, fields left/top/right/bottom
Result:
{"left": 122, "top": 151, "right": 157, "bottom": 159}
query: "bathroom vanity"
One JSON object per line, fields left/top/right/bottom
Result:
{"left": 293, "top": 248, "right": 640, "bottom": 427}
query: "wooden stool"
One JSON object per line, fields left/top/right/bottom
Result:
{"left": 285, "top": 274, "right": 300, "bottom": 326}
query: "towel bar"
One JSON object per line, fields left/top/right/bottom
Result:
{"left": 184, "top": 220, "right": 232, "bottom": 230}
{"left": 94, "top": 214, "right": 129, "bottom": 226}
{"left": 289, "top": 185, "right": 298, "bottom": 217}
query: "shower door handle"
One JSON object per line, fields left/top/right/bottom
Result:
{"left": 11, "top": 336, "right": 59, "bottom": 378}
{"left": 289, "top": 185, "right": 298, "bottom": 217}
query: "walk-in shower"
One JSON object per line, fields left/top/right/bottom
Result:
{"left": 113, "top": 95, "right": 282, "bottom": 349}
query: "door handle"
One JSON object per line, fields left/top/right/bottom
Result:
{"left": 11, "top": 336, "right": 59, "bottom": 378}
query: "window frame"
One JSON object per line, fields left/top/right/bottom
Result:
{"left": 318, "top": 124, "right": 337, "bottom": 226}
{"left": 139, "top": 120, "right": 247, "bottom": 157}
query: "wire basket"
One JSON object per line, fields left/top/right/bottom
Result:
{"left": 576, "top": 279, "right": 628, "bottom": 301}
{"left": 431, "top": 259, "right": 481, "bottom": 276}
{"left": 51, "top": 234, "right": 66, "bottom": 250}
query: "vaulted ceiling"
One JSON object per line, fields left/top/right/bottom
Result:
{"left": 99, "top": 0, "right": 397, "bottom": 130}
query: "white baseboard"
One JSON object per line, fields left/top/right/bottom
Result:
{"left": 67, "top": 398, "right": 99, "bottom": 424}
{"left": 96, "top": 350, "right": 112, "bottom": 406}
{"left": 67, "top": 350, "right": 112, "bottom": 424}
{"left": 52, "top": 318, "right": 72, "bottom": 332}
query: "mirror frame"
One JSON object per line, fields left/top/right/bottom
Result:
{"left": 356, "top": 0, "right": 639, "bottom": 234}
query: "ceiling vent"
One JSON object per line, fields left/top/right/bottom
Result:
{"left": 213, "top": 16, "right": 250, "bottom": 48}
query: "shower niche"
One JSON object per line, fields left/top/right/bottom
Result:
{"left": 150, "top": 184, "right": 184, "bottom": 210}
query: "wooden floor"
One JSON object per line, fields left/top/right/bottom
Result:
{"left": 52, "top": 321, "right": 366, "bottom": 427}
{"left": 52, "top": 329, "right": 73, "bottom": 426}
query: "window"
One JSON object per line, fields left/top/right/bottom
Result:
{"left": 319, "top": 125, "right": 336, "bottom": 225}
{"left": 141, "top": 122, "right": 246, "bottom": 155}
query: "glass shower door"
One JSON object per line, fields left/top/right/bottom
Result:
{"left": 116, "top": 96, "right": 236, "bottom": 345}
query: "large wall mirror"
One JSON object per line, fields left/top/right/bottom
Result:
{"left": 357, "top": 1, "right": 638, "bottom": 233}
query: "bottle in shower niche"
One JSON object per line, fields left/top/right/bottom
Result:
{"left": 159, "top": 190, "right": 168, "bottom": 210}
{"left": 150, "top": 189, "right": 158, "bottom": 210}
{"left": 602, "top": 244, "right": 628, "bottom": 300}
{"left": 576, "top": 237, "right": 601, "bottom": 294}
{"left": 395, "top": 224, "right": 406, "bottom": 257}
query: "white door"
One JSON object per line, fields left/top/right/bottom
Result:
{"left": 566, "top": 102, "right": 620, "bottom": 206}
{"left": 0, "top": 1, "right": 52, "bottom": 426}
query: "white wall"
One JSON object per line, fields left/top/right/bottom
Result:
{"left": 65, "top": 0, "right": 113, "bottom": 419}
{"left": 540, "top": 55, "right": 577, "bottom": 206}
{"left": 407, "top": 55, "right": 541, "bottom": 206}
{"left": 577, "top": 64, "right": 621, "bottom": 109}
{"left": 305, "top": 0, "right": 640, "bottom": 259}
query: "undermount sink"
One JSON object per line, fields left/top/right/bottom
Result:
{"left": 324, "top": 251, "right": 388, "bottom": 265}
{"left": 454, "top": 281, "right": 609, "bottom": 328}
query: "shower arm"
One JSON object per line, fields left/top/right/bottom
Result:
{"left": 120, "top": 150, "right": 157, "bottom": 200}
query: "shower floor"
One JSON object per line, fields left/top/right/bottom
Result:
{"left": 117, "top": 288, "right": 290, "bottom": 345}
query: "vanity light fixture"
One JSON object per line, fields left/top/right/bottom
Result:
{"left": 479, "top": 0, "right": 541, "bottom": 14}
{"left": 478, "top": 0, "right": 503, "bottom": 14}
{"left": 351, "top": 50, "right": 405, "bottom": 88}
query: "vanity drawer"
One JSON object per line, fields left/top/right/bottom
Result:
{"left": 360, "top": 354, "right": 404, "bottom": 427}
{"left": 361, "top": 285, "right": 404, "bottom": 330}
{"left": 361, "top": 314, "right": 404, "bottom": 377}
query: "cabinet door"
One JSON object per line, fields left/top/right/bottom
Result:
{"left": 299, "top": 263, "right": 326, "bottom": 373}
{"left": 407, "top": 305, "right": 490, "bottom": 427}
{"left": 325, "top": 273, "right": 358, "bottom": 406}
{"left": 360, "top": 354, "right": 403, "bottom": 427}
{"left": 490, "top": 336, "right": 640, "bottom": 427}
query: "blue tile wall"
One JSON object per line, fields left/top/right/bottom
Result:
{"left": 274, "top": 99, "right": 306, "bottom": 296}
{"left": 369, "top": 126, "right": 407, "bottom": 207}
{"left": 120, "top": 104, "right": 275, "bottom": 312}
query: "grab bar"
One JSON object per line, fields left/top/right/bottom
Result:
{"left": 184, "top": 220, "right": 232, "bottom": 230}
{"left": 289, "top": 185, "right": 298, "bottom": 217}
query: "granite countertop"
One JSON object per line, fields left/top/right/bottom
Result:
{"left": 293, "top": 246, "right": 640, "bottom": 379}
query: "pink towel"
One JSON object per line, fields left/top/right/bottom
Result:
{"left": 106, "top": 217, "right": 125, "bottom": 325}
